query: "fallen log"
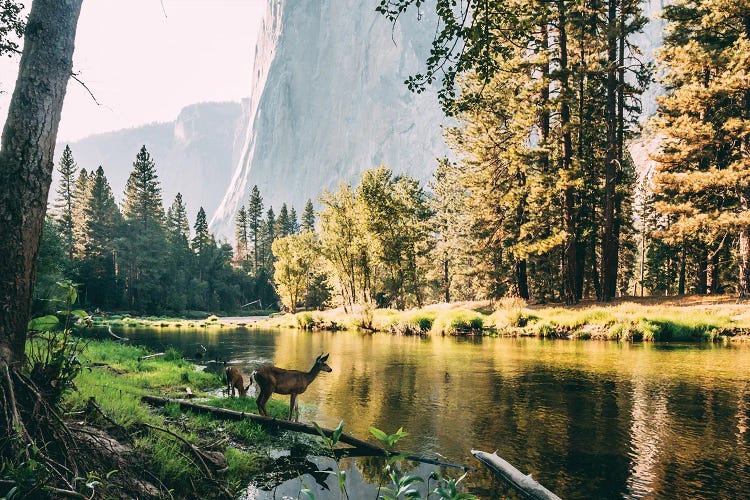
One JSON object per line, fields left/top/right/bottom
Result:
{"left": 471, "top": 450, "right": 560, "bottom": 500}
{"left": 138, "top": 352, "right": 165, "bottom": 361}
{"left": 142, "top": 395, "right": 473, "bottom": 471}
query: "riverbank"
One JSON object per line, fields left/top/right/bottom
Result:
{"left": 89, "top": 311, "right": 274, "bottom": 330}
{"left": 60, "top": 340, "right": 295, "bottom": 498}
{"left": 257, "top": 295, "right": 750, "bottom": 342}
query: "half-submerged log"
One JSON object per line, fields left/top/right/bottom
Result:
{"left": 142, "top": 395, "right": 473, "bottom": 471}
{"left": 472, "top": 450, "right": 560, "bottom": 500}
{"left": 138, "top": 352, "right": 165, "bottom": 361}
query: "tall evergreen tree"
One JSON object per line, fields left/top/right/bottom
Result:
{"left": 235, "top": 205, "right": 249, "bottom": 263}
{"left": 652, "top": 0, "right": 750, "bottom": 297}
{"left": 301, "top": 199, "right": 316, "bottom": 232}
{"left": 262, "top": 207, "right": 276, "bottom": 272}
{"left": 288, "top": 207, "right": 300, "bottom": 235}
{"left": 120, "top": 146, "right": 167, "bottom": 310}
{"left": 164, "top": 193, "right": 192, "bottom": 311}
{"left": 71, "top": 168, "right": 92, "bottom": 259}
{"left": 276, "top": 203, "right": 291, "bottom": 238}
{"left": 54, "top": 145, "right": 77, "bottom": 261}
{"left": 193, "top": 207, "right": 211, "bottom": 281}
{"left": 79, "top": 166, "right": 121, "bottom": 307}
{"left": 247, "top": 185, "right": 264, "bottom": 273}
{"left": 165, "top": 193, "right": 190, "bottom": 242}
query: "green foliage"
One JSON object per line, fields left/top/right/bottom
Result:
{"left": 273, "top": 232, "right": 320, "bottom": 312}
{"left": 302, "top": 198, "right": 316, "bottom": 232}
{"left": 53, "top": 145, "right": 78, "bottom": 262}
{"left": 651, "top": 0, "right": 750, "bottom": 296}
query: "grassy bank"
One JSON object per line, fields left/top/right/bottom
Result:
{"left": 62, "top": 340, "right": 293, "bottom": 497}
{"left": 259, "top": 296, "right": 750, "bottom": 342}
{"left": 89, "top": 311, "right": 274, "bottom": 330}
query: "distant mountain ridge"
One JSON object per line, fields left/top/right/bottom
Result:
{"left": 53, "top": 101, "right": 245, "bottom": 226}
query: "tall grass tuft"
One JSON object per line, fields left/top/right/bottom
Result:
{"left": 430, "top": 309, "right": 484, "bottom": 335}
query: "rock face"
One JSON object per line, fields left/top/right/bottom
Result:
{"left": 54, "top": 101, "right": 244, "bottom": 223}
{"left": 208, "top": 0, "right": 450, "bottom": 237}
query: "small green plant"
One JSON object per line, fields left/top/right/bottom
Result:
{"left": 368, "top": 425, "right": 477, "bottom": 500}
{"left": 313, "top": 421, "right": 350, "bottom": 499}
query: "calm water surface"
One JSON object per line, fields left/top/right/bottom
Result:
{"left": 125, "top": 327, "right": 750, "bottom": 499}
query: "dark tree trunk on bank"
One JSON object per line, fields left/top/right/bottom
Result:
{"left": 515, "top": 259, "right": 529, "bottom": 300}
{"left": 0, "top": 0, "right": 83, "bottom": 367}
{"left": 558, "top": 0, "right": 578, "bottom": 304}
{"left": 696, "top": 249, "right": 708, "bottom": 294}
{"left": 600, "top": 0, "right": 619, "bottom": 302}
{"left": 678, "top": 240, "right": 687, "bottom": 295}
{"left": 739, "top": 16, "right": 750, "bottom": 298}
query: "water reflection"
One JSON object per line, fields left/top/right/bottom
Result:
{"left": 121, "top": 327, "right": 750, "bottom": 499}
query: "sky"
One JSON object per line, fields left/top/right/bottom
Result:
{"left": 0, "top": 0, "right": 265, "bottom": 142}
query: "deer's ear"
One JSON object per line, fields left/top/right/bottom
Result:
{"left": 321, "top": 353, "right": 329, "bottom": 362}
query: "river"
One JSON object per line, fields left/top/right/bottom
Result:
{"left": 125, "top": 327, "right": 750, "bottom": 499}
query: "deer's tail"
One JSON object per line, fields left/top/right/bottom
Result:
{"left": 245, "top": 370, "right": 259, "bottom": 397}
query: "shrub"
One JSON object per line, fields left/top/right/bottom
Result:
{"left": 431, "top": 309, "right": 484, "bottom": 335}
{"left": 295, "top": 312, "right": 316, "bottom": 330}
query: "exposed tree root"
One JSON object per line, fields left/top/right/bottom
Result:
{"left": 0, "top": 364, "right": 172, "bottom": 498}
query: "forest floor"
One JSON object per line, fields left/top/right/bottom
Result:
{"left": 254, "top": 295, "right": 750, "bottom": 341}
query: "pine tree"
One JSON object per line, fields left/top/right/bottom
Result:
{"left": 301, "top": 199, "right": 315, "bottom": 232}
{"left": 235, "top": 205, "right": 249, "bottom": 263}
{"left": 79, "top": 166, "right": 121, "bottom": 307}
{"left": 429, "top": 159, "right": 476, "bottom": 302}
{"left": 71, "top": 168, "right": 92, "bottom": 259}
{"left": 120, "top": 145, "right": 167, "bottom": 310}
{"left": 163, "top": 193, "right": 192, "bottom": 312}
{"left": 54, "top": 145, "right": 77, "bottom": 261}
{"left": 193, "top": 207, "right": 211, "bottom": 281}
{"left": 123, "top": 146, "right": 164, "bottom": 225}
{"left": 165, "top": 193, "right": 190, "bottom": 243}
{"left": 276, "top": 203, "right": 291, "bottom": 238}
{"left": 262, "top": 207, "right": 276, "bottom": 272}
{"left": 652, "top": 0, "right": 750, "bottom": 296}
{"left": 288, "top": 207, "right": 300, "bottom": 235}
{"left": 247, "top": 185, "right": 264, "bottom": 273}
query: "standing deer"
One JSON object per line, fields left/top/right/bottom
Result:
{"left": 251, "top": 353, "right": 332, "bottom": 421}
{"left": 225, "top": 366, "right": 251, "bottom": 397}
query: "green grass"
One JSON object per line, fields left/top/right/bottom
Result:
{"left": 258, "top": 296, "right": 749, "bottom": 342}
{"left": 430, "top": 309, "right": 484, "bottom": 335}
{"left": 63, "top": 340, "right": 294, "bottom": 496}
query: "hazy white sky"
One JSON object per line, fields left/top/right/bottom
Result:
{"left": 0, "top": 0, "right": 265, "bottom": 142}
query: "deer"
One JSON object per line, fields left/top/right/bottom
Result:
{"left": 225, "top": 366, "right": 251, "bottom": 398}
{"left": 250, "top": 353, "right": 332, "bottom": 421}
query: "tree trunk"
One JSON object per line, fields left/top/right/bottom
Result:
{"left": 678, "top": 239, "right": 686, "bottom": 295}
{"left": 696, "top": 248, "right": 708, "bottom": 294}
{"left": 558, "top": 0, "right": 577, "bottom": 305}
{"left": 739, "top": 16, "right": 750, "bottom": 298}
{"left": 708, "top": 249, "right": 721, "bottom": 294}
{"left": 600, "top": 0, "right": 619, "bottom": 302}
{"left": 515, "top": 259, "right": 529, "bottom": 300}
{"left": 0, "top": 0, "right": 83, "bottom": 367}
{"left": 443, "top": 256, "right": 450, "bottom": 303}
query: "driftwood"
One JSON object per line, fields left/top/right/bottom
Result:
{"left": 471, "top": 450, "right": 561, "bottom": 500}
{"left": 107, "top": 325, "right": 129, "bottom": 342}
{"left": 138, "top": 352, "right": 165, "bottom": 361}
{"left": 142, "top": 395, "right": 473, "bottom": 471}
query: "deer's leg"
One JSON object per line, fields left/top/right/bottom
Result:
{"left": 288, "top": 393, "right": 297, "bottom": 421}
{"left": 257, "top": 390, "right": 269, "bottom": 416}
